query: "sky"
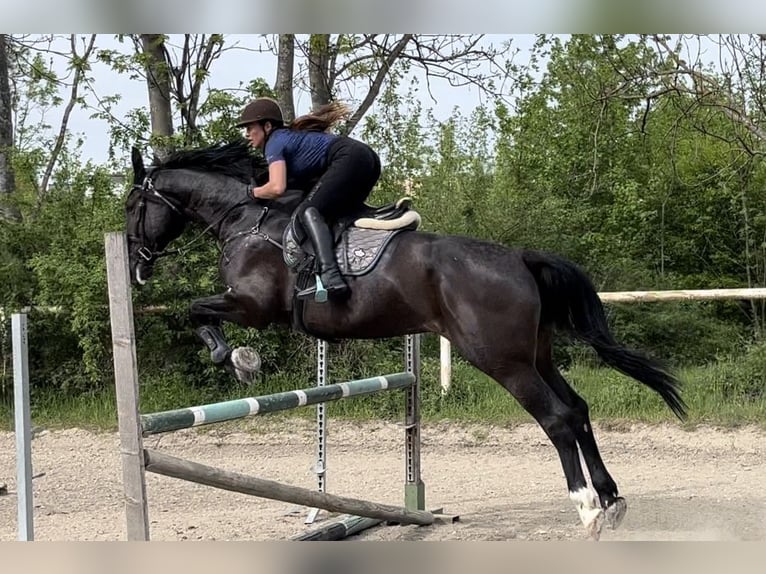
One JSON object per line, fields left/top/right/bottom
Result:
{"left": 28, "top": 34, "right": 538, "bottom": 167}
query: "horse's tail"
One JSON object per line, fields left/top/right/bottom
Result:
{"left": 522, "top": 250, "right": 687, "bottom": 420}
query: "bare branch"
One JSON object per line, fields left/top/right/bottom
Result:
{"left": 652, "top": 34, "right": 766, "bottom": 143}
{"left": 282, "top": 34, "right": 515, "bottom": 135}
{"left": 38, "top": 34, "right": 96, "bottom": 201}
{"left": 344, "top": 35, "right": 413, "bottom": 135}
{"left": 185, "top": 34, "right": 223, "bottom": 135}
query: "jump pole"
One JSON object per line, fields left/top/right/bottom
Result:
{"left": 139, "top": 372, "right": 415, "bottom": 435}
{"left": 143, "top": 449, "right": 434, "bottom": 526}
{"left": 106, "top": 231, "right": 432, "bottom": 539}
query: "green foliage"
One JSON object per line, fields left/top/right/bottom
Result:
{"left": 705, "top": 342, "right": 766, "bottom": 404}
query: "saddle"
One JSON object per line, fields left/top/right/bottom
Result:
{"left": 282, "top": 197, "right": 421, "bottom": 279}
{"left": 283, "top": 198, "right": 420, "bottom": 330}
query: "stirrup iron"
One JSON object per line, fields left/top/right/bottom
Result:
{"left": 296, "top": 274, "right": 329, "bottom": 303}
{"left": 314, "top": 275, "right": 328, "bottom": 303}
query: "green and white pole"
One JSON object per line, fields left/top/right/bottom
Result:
{"left": 140, "top": 372, "right": 416, "bottom": 436}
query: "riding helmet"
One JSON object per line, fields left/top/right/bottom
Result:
{"left": 236, "top": 97, "right": 284, "bottom": 127}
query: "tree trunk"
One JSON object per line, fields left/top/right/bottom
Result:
{"left": 141, "top": 34, "right": 174, "bottom": 160}
{"left": 308, "top": 34, "right": 332, "bottom": 110}
{"left": 274, "top": 34, "right": 295, "bottom": 122}
{"left": 0, "top": 34, "right": 20, "bottom": 222}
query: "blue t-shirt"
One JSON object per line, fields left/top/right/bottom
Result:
{"left": 264, "top": 129, "right": 337, "bottom": 186}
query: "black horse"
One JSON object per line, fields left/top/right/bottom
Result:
{"left": 125, "top": 141, "right": 686, "bottom": 540}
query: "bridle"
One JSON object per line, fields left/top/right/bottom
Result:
{"left": 127, "top": 174, "right": 186, "bottom": 264}
{"left": 127, "top": 170, "right": 283, "bottom": 267}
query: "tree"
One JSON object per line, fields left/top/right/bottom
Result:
{"left": 271, "top": 34, "right": 516, "bottom": 135}
{"left": 96, "top": 34, "right": 230, "bottom": 158}
{"left": 0, "top": 34, "right": 20, "bottom": 222}
{"left": 38, "top": 34, "right": 96, "bottom": 200}
{"left": 1, "top": 34, "right": 96, "bottom": 204}
{"left": 648, "top": 35, "right": 766, "bottom": 155}
{"left": 139, "top": 34, "right": 174, "bottom": 159}
{"left": 274, "top": 34, "right": 295, "bottom": 123}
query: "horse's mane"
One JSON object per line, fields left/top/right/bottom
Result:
{"left": 156, "top": 140, "right": 267, "bottom": 184}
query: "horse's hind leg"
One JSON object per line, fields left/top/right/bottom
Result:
{"left": 535, "top": 329, "right": 627, "bottom": 531}
{"left": 493, "top": 361, "right": 606, "bottom": 538}
{"left": 190, "top": 291, "right": 261, "bottom": 384}
{"left": 449, "top": 331, "right": 605, "bottom": 538}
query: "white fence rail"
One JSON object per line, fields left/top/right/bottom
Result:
{"left": 439, "top": 288, "right": 766, "bottom": 395}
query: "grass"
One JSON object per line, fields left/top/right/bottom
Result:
{"left": 2, "top": 355, "right": 766, "bottom": 432}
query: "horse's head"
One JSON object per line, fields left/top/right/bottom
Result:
{"left": 126, "top": 147, "right": 188, "bottom": 285}
{"left": 125, "top": 140, "right": 271, "bottom": 285}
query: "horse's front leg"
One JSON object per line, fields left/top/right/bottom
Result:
{"left": 190, "top": 291, "right": 262, "bottom": 384}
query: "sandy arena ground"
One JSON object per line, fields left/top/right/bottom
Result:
{"left": 1, "top": 419, "right": 764, "bottom": 541}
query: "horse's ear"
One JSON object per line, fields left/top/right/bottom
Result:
{"left": 131, "top": 146, "right": 146, "bottom": 183}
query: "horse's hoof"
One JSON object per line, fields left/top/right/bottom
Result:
{"left": 230, "top": 347, "right": 261, "bottom": 384}
{"left": 605, "top": 497, "right": 627, "bottom": 530}
{"left": 571, "top": 487, "right": 604, "bottom": 540}
{"left": 210, "top": 346, "right": 231, "bottom": 365}
{"left": 584, "top": 509, "right": 605, "bottom": 541}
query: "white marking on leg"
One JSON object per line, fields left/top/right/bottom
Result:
{"left": 577, "top": 444, "right": 592, "bottom": 486}
{"left": 569, "top": 486, "right": 603, "bottom": 530}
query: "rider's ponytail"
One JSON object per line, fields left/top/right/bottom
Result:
{"left": 290, "top": 101, "right": 351, "bottom": 133}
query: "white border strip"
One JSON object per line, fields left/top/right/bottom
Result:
{"left": 246, "top": 397, "right": 260, "bottom": 415}
{"left": 190, "top": 406, "right": 206, "bottom": 426}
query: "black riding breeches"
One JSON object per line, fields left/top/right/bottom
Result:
{"left": 297, "top": 137, "right": 381, "bottom": 224}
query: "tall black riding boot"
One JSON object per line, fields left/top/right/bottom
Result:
{"left": 299, "top": 207, "right": 349, "bottom": 301}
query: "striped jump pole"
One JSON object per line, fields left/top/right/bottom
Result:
{"left": 140, "top": 372, "right": 415, "bottom": 435}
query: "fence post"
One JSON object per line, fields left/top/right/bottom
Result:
{"left": 440, "top": 336, "right": 451, "bottom": 395}
{"left": 305, "top": 338, "right": 328, "bottom": 524}
{"left": 404, "top": 334, "right": 425, "bottom": 510}
{"left": 105, "top": 232, "right": 150, "bottom": 541}
{"left": 12, "top": 313, "right": 33, "bottom": 541}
